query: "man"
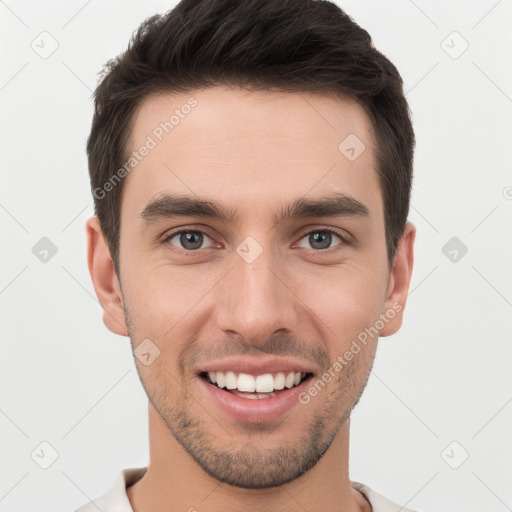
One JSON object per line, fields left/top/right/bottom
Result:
{"left": 77, "top": 0, "right": 419, "bottom": 510}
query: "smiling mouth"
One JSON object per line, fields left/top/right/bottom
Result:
{"left": 199, "top": 371, "right": 314, "bottom": 399}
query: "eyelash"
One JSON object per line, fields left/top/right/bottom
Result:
{"left": 161, "top": 227, "right": 350, "bottom": 253}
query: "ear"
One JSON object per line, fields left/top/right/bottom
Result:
{"left": 86, "top": 216, "right": 128, "bottom": 337}
{"left": 379, "top": 221, "right": 416, "bottom": 337}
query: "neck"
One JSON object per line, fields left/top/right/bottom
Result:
{"left": 126, "top": 403, "right": 371, "bottom": 512}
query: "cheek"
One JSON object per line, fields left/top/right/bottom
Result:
{"left": 126, "top": 261, "right": 386, "bottom": 335}
{"left": 302, "top": 265, "right": 386, "bottom": 342}
{"left": 123, "top": 267, "right": 213, "bottom": 358}
{"left": 124, "top": 261, "right": 198, "bottom": 319}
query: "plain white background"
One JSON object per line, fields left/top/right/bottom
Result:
{"left": 1, "top": 1, "right": 511, "bottom": 511}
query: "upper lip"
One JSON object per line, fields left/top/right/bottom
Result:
{"left": 195, "top": 357, "right": 315, "bottom": 376}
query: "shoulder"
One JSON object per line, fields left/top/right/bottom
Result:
{"left": 73, "top": 467, "right": 148, "bottom": 512}
{"left": 351, "top": 480, "right": 424, "bottom": 512}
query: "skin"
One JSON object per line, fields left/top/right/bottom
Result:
{"left": 86, "top": 86, "right": 415, "bottom": 512}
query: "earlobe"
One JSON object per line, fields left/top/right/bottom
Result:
{"left": 85, "top": 216, "right": 129, "bottom": 337}
{"left": 380, "top": 221, "right": 416, "bottom": 337}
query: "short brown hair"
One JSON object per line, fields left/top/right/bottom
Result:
{"left": 87, "top": 0, "right": 415, "bottom": 274}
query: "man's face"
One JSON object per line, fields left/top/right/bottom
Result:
{"left": 114, "top": 86, "right": 399, "bottom": 488}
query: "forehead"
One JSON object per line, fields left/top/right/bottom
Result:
{"left": 122, "top": 86, "right": 382, "bottom": 223}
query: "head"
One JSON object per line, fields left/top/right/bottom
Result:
{"left": 86, "top": 0, "right": 415, "bottom": 489}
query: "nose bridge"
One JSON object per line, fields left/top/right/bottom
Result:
{"left": 215, "top": 236, "right": 297, "bottom": 344}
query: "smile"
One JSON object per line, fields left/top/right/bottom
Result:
{"left": 198, "top": 370, "right": 314, "bottom": 422}
{"left": 201, "top": 370, "right": 312, "bottom": 398}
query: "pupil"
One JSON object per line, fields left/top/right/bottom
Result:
{"left": 181, "top": 232, "right": 203, "bottom": 250}
{"left": 310, "top": 231, "right": 331, "bottom": 250}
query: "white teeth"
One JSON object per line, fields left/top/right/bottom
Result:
{"left": 205, "top": 370, "right": 307, "bottom": 392}
{"left": 233, "top": 391, "right": 277, "bottom": 399}
{"left": 274, "top": 372, "right": 285, "bottom": 390}
{"left": 216, "top": 372, "right": 226, "bottom": 389}
{"left": 237, "top": 373, "right": 256, "bottom": 392}
{"left": 255, "top": 374, "right": 274, "bottom": 393}
{"left": 225, "top": 371, "right": 238, "bottom": 390}
{"left": 285, "top": 372, "right": 295, "bottom": 389}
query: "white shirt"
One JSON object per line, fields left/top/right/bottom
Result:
{"left": 74, "top": 467, "right": 422, "bottom": 512}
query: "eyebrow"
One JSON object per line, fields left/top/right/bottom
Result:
{"left": 140, "top": 192, "right": 370, "bottom": 227}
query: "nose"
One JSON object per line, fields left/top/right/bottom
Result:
{"left": 213, "top": 240, "right": 299, "bottom": 346}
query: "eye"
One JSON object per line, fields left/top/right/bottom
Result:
{"left": 162, "top": 227, "right": 348, "bottom": 253}
{"left": 295, "top": 229, "right": 345, "bottom": 251}
{"left": 164, "top": 230, "right": 215, "bottom": 251}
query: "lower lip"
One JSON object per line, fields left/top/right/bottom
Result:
{"left": 198, "top": 375, "right": 312, "bottom": 423}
